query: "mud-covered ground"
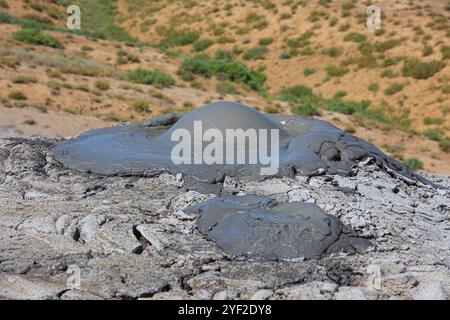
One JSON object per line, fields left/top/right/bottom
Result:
{"left": 0, "top": 136, "right": 449, "bottom": 300}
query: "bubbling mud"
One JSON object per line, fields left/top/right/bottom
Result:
{"left": 52, "top": 101, "right": 434, "bottom": 193}
{"left": 185, "top": 195, "right": 371, "bottom": 260}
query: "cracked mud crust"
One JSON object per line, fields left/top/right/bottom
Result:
{"left": 0, "top": 137, "right": 449, "bottom": 300}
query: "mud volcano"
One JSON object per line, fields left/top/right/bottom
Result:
{"left": 185, "top": 195, "right": 371, "bottom": 260}
{"left": 52, "top": 101, "right": 432, "bottom": 193}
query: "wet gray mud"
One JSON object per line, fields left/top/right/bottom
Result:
{"left": 52, "top": 101, "right": 435, "bottom": 194}
{"left": 49, "top": 101, "right": 439, "bottom": 263}
{"left": 186, "top": 195, "right": 371, "bottom": 260}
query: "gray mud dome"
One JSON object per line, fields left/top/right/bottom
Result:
{"left": 52, "top": 102, "right": 434, "bottom": 193}
{"left": 186, "top": 195, "right": 370, "bottom": 260}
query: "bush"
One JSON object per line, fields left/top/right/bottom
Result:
{"left": 81, "top": 45, "right": 94, "bottom": 52}
{"left": 0, "top": 0, "right": 9, "bottom": 9}
{"left": 193, "top": 39, "right": 214, "bottom": 52}
{"left": 326, "top": 65, "right": 349, "bottom": 77}
{"left": 12, "top": 75, "right": 38, "bottom": 84}
{"left": 12, "top": 28, "right": 63, "bottom": 49}
{"left": 291, "top": 101, "right": 320, "bottom": 116}
{"left": 216, "top": 81, "right": 237, "bottom": 95}
{"left": 8, "top": 91, "right": 27, "bottom": 100}
{"left": 368, "top": 83, "right": 379, "bottom": 92}
{"left": 303, "top": 68, "right": 316, "bottom": 76}
{"left": 402, "top": 58, "right": 445, "bottom": 80}
{"left": 441, "top": 84, "right": 450, "bottom": 94}
{"left": 439, "top": 137, "right": 450, "bottom": 153}
{"left": 94, "top": 80, "right": 110, "bottom": 91}
{"left": 22, "top": 13, "right": 53, "bottom": 25}
{"left": 422, "top": 45, "right": 433, "bottom": 57}
{"left": 179, "top": 55, "right": 266, "bottom": 91}
{"left": 384, "top": 83, "right": 404, "bottom": 95}
{"left": 374, "top": 39, "right": 402, "bottom": 52}
{"left": 441, "top": 45, "right": 450, "bottom": 60}
{"left": 132, "top": 99, "right": 151, "bottom": 113}
{"left": 243, "top": 46, "right": 268, "bottom": 60}
{"left": 278, "top": 85, "right": 314, "bottom": 101}
{"left": 322, "top": 47, "right": 341, "bottom": 57}
{"left": 423, "top": 128, "right": 444, "bottom": 141}
{"left": 127, "top": 68, "right": 176, "bottom": 87}
{"left": 159, "top": 28, "right": 200, "bottom": 48}
{"left": 404, "top": 157, "right": 424, "bottom": 170}
{"left": 423, "top": 117, "right": 444, "bottom": 125}
{"left": 343, "top": 32, "right": 367, "bottom": 43}
{"left": 258, "top": 37, "right": 273, "bottom": 46}
{"left": 116, "top": 50, "right": 140, "bottom": 65}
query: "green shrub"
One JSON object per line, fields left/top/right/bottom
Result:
{"left": 81, "top": 45, "right": 94, "bottom": 52}
{"left": 374, "top": 39, "right": 402, "bottom": 52}
{"left": 384, "top": 83, "right": 404, "bottom": 95}
{"left": 333, "top": 90, "right": 347, "bottom": 98}
{"left": 422, "top": 128, "right": 444, "bottom": 141}
{"left": 116, "top": 50, "right": 140, "bottom": 65}
{"left": 368, "top": 82, "right": 379, "bottom": 92}
{"left": 216, "top": 81, "right": 237, "bottom": 95}
{"left": 423, "top": 117, "right": 444, "bottom": 125}
{"left": 258, "top": 37, "right": 274, "bottom": 46}
{"left": 193, "top": 39, "right": 214, "bottom": 52}
{"left": 439, "top": 137, "right": 450, "bottom": 153}
{"left": 441, "top": 45, "right": 450, "bottom": 60}
{"left": 132, "top": 99, "right": 151, "bottom": 113}
{"left": 344, "top": 126, "right": 356, "bottom": 134}
{"left": 159, "top": 28, "right": 200, "bottom": 48}
{"left": 404, "top": 157, "right": 424, "bottom": 170}
{"left": 326, "top": 99, "right": 371, "bottom": 115}
{"left": 215, "top": 49, "right": 235, "bottom": 60}
{"left": 22, "top": 13, "right": 53, "bottom": 25}
{"left": 402, "top": 58, "right": 445, "bottom": 80}
{"left": 127, "top": 68, "right": 176, "bottom": 87}
{"left": 322, "top": 47, "right": 341, "bottom": 57}
{"left": 243, "top": 46, "right": 268, "bottom": 60}
{"left": 441, "top": 84, "right": 450, "bottom": 94}
{"left": 94, "top": 80, "right": 110, "bottom": 91}
{"left": 343, "top": 32, "right": 366, "bottom": 43}
{"left": 326, "top": 65, "right": 349, "bottom": 77}
{"left": 422, "top": 45, "right": 433, "bottom": 57}
{"left": 381, "top": 69, "right": 398, "bottom": 78}
{"left": 12, "top": 28, "right": 63, "bottom": 49}
{"left": 291, "top": 101, "right": 320, "bottom": 116}
{"left": 277, "top": 85, "right": 314, "bottom": 101}
{"left": 303, "top": 67, "right": 316, "bottom": 76}
{"left": 12, "top": 75, "right": 38, "bottom": 84}
{"left": 179, "top": 55, "right": 266, "bottom": 91}
{"left": 8, "top": 91, "right": 27, "bottom": 100}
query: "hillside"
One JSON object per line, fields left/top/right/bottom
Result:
{"left": 0, "top": 0, "right": 449, "bottom": 173}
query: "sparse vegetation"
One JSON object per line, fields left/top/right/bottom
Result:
{"left": 94, "top": 80, "right": 110, "bottom": 91}
{"left": 127, "top": 68, "right": 176, "bottom": 87}
{"left": 216, "top": 81, "right": 237, "bottom": 95}
{"left": 12, "top": 28, "right": 63, "bottom": 49}
{"left": 132, "top": 99, "right": 151, "bottom": 113}
{"left": 179, "top": 55, "right": 266, "bottom": 91}
{"left": 384, "top": 83, "right": 404, "bottom": 96}
{"left": 12, "top": 75, "right": 38, "bottom": 84}
{"left": 402, "top": 58, "right": 445, "bottom": 80}
{"left": 193, "top": 39, "right": 214, "bottom": 52}
{"left": 8, "top": 91, "right": 27, "bottom": 100}
{"left": 326, "top": 65, "right": 349, "bottom": 77}
{"left": 404, "top": 157, "right": 424, "bottom": 170}
{"left": 243, "top": 46, "right": 268, "bottom": 60}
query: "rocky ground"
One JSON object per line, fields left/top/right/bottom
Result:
{"left": 0, "top": 135, "right": 449, "bottom": 300}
